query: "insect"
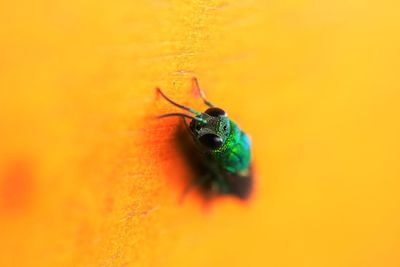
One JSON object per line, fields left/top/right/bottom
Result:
{"left": 156, "top": 78, "right": 253, "bottom": 200}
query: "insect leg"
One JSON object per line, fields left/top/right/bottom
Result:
{"left": 192, "top": 77, "right": 214, "bottom": 107}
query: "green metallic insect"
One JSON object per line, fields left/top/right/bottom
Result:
{"left": 157, "top": 78, "right": 253, "bottom": 199}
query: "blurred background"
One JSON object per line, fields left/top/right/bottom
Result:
{"left": 1, "top": 0, "right": 400, "bottom": 266}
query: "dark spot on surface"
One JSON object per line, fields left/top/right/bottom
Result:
{"left": 0, "top": 159, "right": 35, "bottom": 214}
{"left": 103, "top": 196, "right": 114, "bottom": 214}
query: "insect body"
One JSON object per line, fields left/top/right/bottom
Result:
{"left": 157, "top": 78, "right": 253, "bottom": 199}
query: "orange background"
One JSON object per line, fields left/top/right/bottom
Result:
{"left": 1, "top": 0, "right": 400, "bottom": 266}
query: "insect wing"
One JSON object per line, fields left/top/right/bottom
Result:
{"left": 222, "top": 165, "right": 254, "bottom": 200}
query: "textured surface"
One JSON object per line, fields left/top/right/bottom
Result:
{"left": 1, "top": 0, "right": 400, "bottom": 266}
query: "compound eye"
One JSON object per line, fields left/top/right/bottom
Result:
{"left": 199, "top": 134, "right": 223, "bottom": 149}
{"left": 205, "top": 107, "right": 226, "bottom": 117}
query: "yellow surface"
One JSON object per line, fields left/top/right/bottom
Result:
{"left": 1, "top": 0, "right": 400, "bottom": 266}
